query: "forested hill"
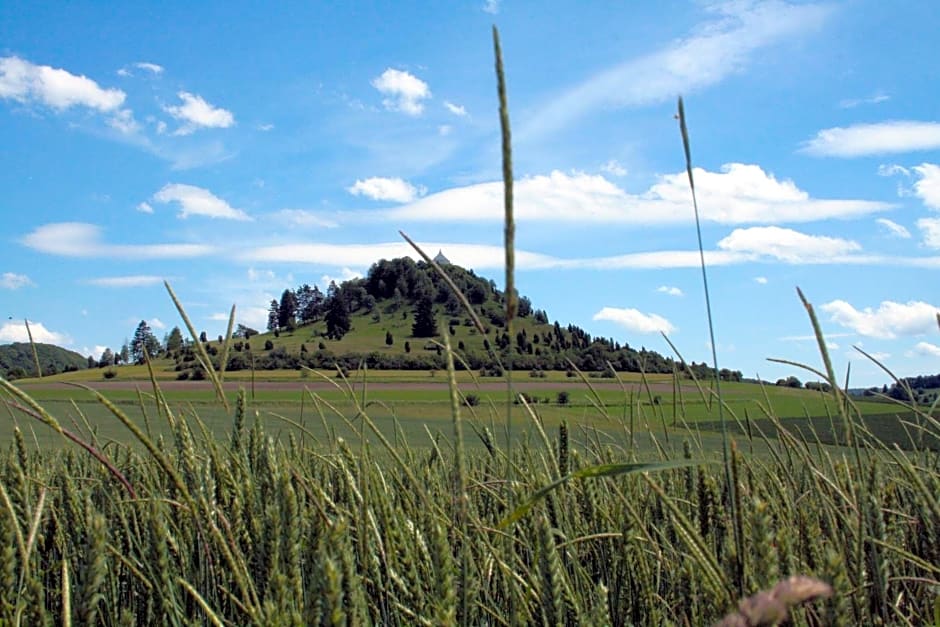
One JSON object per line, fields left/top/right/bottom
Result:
{"left": 0, "top": 343, "right": 90, "bottom": 379}
{"left": 205, "top": 256, "right": 743, "bottom": 379}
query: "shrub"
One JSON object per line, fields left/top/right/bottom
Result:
{"left": 464, "top": 393, "right": 480, "bottom": 407}
{"left": 102, "top": 368, "right": 117, "bottom": 379}
{"left": 264, "top": 339, "right": 274, "bottom": 350}
{"left": 557, "top": 390, "right": 570, "bottom": 405}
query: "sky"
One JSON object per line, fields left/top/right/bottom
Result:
{"left": 2, "top": 0, "right": 940, "bottom": 387}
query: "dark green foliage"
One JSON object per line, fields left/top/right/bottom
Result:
{"left": 325, "top": 294, "right": 351, "bottom": 340}
{"left": 385, "top": 330, "right": 393, "bottom": 346}
{"left": 0, "top": 343, "right": 89, "bottom": 379}
{"left": 412, "top": 296, "right": 438, "bottom": 338}
{"left": 131, "top": 320, "right": 161, "bottom": 364}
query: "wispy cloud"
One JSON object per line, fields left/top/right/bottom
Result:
{"left": 838, "top": 91, "right": 889, "bottom": 109}
{"left": 875, "top": 218, "right": 911, "bottom": 238}
{"left": 918, "top": 218, "right": 940, "bottom": 249}
{"left": 371, "top": 68, "right": 430, "bottom": 116}
{"left": 272, "top": 209, "right": 338, "bottom": 229}
{"left": 802, "top": 121, "right": 940, "bottom": 157}
{"left": 22, "top": 222, "right": 215, "bottom": 259}
{"left": 482, "top": 0, "right": 500, "bottom": 15}
{"left": 821, "top": 299, "right": 940, "bottom": 339}
{"left": 1, "top": 272, "right": 34, "bottom": 289}
{"left": 164, "top": 91, "right": 235, "bottom": 135}
{"left": 754, "top": 276, "right": 768, "bottom": 284}
{"left": 656, "top": 285, "right": 683, "bottom": 297}
{"left": 519, "top": 1, "right": 831, "bottom": 140}
{"left": 85, "top": 275, "right": 165, "bottom": 288}
{"left": 600, "top": 160, "right": 627, "bottom": 177}
{"left": 136, "top": 201, "right": 154, "bottom": 214}
{"left": 444, "top": 101, "right": 467, "bottom": 116}
{"left": 348, "top": 177, "right": 426, "bottom": 203}
{"left": 593, "top": 307, "right": 676, "bottom": 334}
{"left": 135, "top": 61, "right": 164, "bottom": 74}
{"left": 153, "top": 183, "right": 251, "bottom": 221}
{"left": 913, "top": 341, "right": 940, "bottom": 358}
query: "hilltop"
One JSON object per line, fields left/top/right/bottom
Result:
{"left": 170, "top": 257, "right": 740, "bottom": 380}
{"left": 0, "top": 342, "right": 90, "bottom": 379}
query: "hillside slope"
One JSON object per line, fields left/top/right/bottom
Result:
{"left": 0, "top": 342, "right": 89, "bottom": 379}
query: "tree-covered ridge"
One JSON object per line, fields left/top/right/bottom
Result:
{"left": 220, "top": 256, "right": 741, "bottom": 379}
{"left": 0, "top": 343, "right": 90, "bottom": 379}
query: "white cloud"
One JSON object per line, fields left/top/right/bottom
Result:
{"left": 136, "top": 201, "right": 154, "bottom": 214}
{"left": 754, "top": 276, "right": 768, "bottom": 284}
{"left": 150, "top": 318, "right": 166, "bottom": 330}
{"left": 86, "top": 275, "right": 164, "bottom": 288}
{"left": 876, "top": 218, "right": 911, "bottom": 238}
{"left": 22, "top": 222, "right": 214, "bottom": 259}
{"left": 600, "top": 160, "right": 627, "bottom": 177}
{"left": 878, "top": 164, "right": 910, "bottom": 177}
{"left": 108, "top": 108, "right": 139, "bottom": 134}
{"left": 257, "top": 123, "right": 274, "bottom": 131}
{"left": 444, "top": 101, "right": 467, "bottom": 116}
{"left": 0, "top": 56, "right": 125, "bottom": 111}
{"left": 520, "top": 1, "right": 830, "bottom": 140}
{"left": 135, "top": 62, "right": 164, "bottom": 74}
{"left": 117, "top": 68, "right": 131, "bottom": 78}
{"left": 593, "top": 307, "right": 676, "bottom": 334}
{"left": 438, "top": 124, "right": 452, "bottom": 136}
{"left": 348, "top": 177, "right": 426, "bottom": 203}
{"left": 913, "top": 341, "right": 940, "bottom": 358}
{"left": 164, "top": 91, "right": 235, "bottom": 134}
{"left": 371, "top": 68, "right": 430, "bottom": 116}
{"left": 0, "top": 320, "right": 70, "bottom": 345}
{"left": 1, "top": 272, "right": 34, "bottom": 289}
{"left": 378, "top": 165, "right": 889, "bottom": 225}
{"left": 153, "top": 183, "right": 251, "bottom": 221}
{"left": 273, "top": 209, "right": 338, "bottom": 228}
{"left": 802, "top": 121, "right": 940, "bottom": 157}
{"left": 247, "top": 268, "right": 276, "bottom": 282}
{"left": 917, "top": 218, "right": 940, "bottom": 249}
{"left": 838, "top": 91, "right": 889, "bottom": 109}
{"left": 656, "top": 285, "right": 683, "bottom": 297}
{"left": 911, "top": 163, "right": 940, "bottom": 209}
{"left": 320, "top": 267, "right": 363, "bottom": 289}
{"left": 482, "top": 0, "right": 500, "bottom": 14}
{"left": 717, "top": 226, "right": 861, "bottom": 263}
{"left": 821, "top": 299, "right": 940, "bottom": 339}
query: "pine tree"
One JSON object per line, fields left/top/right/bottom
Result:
{"left": 131, "top": 321, "right": 161, "bottom": 364}
{"left": 325, "top": 295, "right": 351, "bottom": 340}
{"left": 278, "top": 289, "right": 298, "bottom": 329}
{"left": 267, "top": 299, "right": 279, "bottom": 331}
{"left": 412, "top": 296, "right": 438, "bottom": 338}
{"left": 385, "top": 330, "right": 393, "bottom": 346}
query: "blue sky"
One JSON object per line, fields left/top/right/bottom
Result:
{"left": 2, "top": 0, "right": 939, "bottom": 386}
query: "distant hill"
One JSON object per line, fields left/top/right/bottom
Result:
{"left": 172, "top": 257, "right": 742, "bottom": 380}
{"left": 0, "top": 342, "right": 90, "bottom": 379}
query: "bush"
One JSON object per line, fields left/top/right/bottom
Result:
{"left": 176, "top": 370, "right": 190, "bottom": 381}
{"left": 557, "top": 390, "right": 570, "bottom": 405}
{"left": 264, "top": 339, "right": 274, "bottom": 351}
{"left": 103, "top": 368, "right": 117, "bottom": 379}
{"left": 464, "top": 393, "right": 480, "bottom": 407}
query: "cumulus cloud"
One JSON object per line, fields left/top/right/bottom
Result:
{"left": 0, "top": 56, "right": 125, "bottom": 111}
{"left": 820, "top": 299, "right": 940, "bottom": 339}
{"left": 802, "top": 121, "right": 940, "bottom": 157}
{"left": 754, "top": 276, "right": 768, "bottom": 284}
{"left": 136, "top": 201, "right": 154, "bottom": 214}
{"left": 86, "top": 275, "right": 164, "bottom": 288}
{"left": 164, "top": 91, "right": 235, "bottom": 134}
{"left": 153, "top": 183, "right": 251, "bottom": 220}
{"left": 0, "top": 320, "right": 70, "bottom": 345}
{"left": 520, "top": 1, "right": 830, "bottom": 140}
{"left": 657, "top": 285, "right": 683, "bottom": 297}
{"left": 918, "top": 218, "right": 940, "bottom": 249}
{"left": 377, "top": 165, "right": 889, "bottom": 225}
{"left": 593, "top": 307, "right": 676, "bottom": 334}
{"left": 348, "top": 177, "right": 426, "bottom": 203}
{"left": 149, "top": 318, "right": 166, "bottom": 330}
{"left": 600, "top": 160, "right": 627, "bottom": 177}
{"left": 371, "top": 69, "right": 430, "bottom": 116}
{"left": 717, "top": 226, "right": 861, "bottom": 263}
{"left": 911, "top": 163, "right": 940, "bottom": 209}
{"left": 913, "top": 341, "right": 940, "bottom": 358}
{"left": 1, "top": 272, "right": 34, "bottom": 289}
{"left": 876, "top": 218, "right": 911, "bottom": 238}
{"left": 22, "top": 222, "right": 214, "bottom": 259}
{"left": 321, "top": 267, "right": 363, "bottom": 288}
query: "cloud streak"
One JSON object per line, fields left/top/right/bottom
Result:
{"left": 519, "top": 1, "right": 831, "bottom": 140}
{"left": 21, "top": 222, "right": 215, "bottom": 259}
{"left": 802, "top": 121, "right": 940, "bottom": 157}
